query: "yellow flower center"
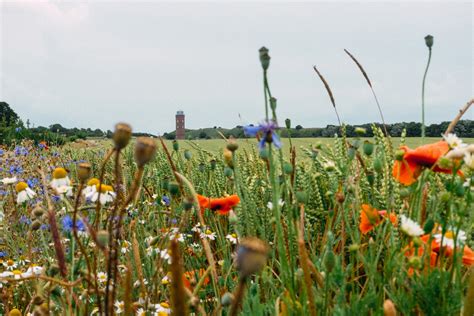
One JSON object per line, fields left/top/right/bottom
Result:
{"left": 87, "top": 178, "right": 100, "bottom": 186}
{"left": 15, "top": 182, "right": 28, "bottom": 193}
{"left": 53, "top": 167, "right": 68, "bottom": 179}
{"left": 444, "top": 231, "right": 454, "bottom": 240}
{"left": 231, "top": 234, "right": 237, "bottom": 238}
{"left": 160, "top": 302, "right": 170, "bottom": 308}
{"left": 96, "top": 184, "right": 113, "bottom": 193}
{"left": 7, "top": 259, "right": 14, "bottom": 266}
{"left": 205, "top": 230, "right": 212, "bottom": 235}
{"left": 12, "top": 269, "right": 22, "bottom": 275}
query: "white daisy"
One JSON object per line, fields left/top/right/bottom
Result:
{"left": 161, "top": 274, "right": 171, "bottom": 285}
{"left": 86, "top": 184, "right": 116, "bottom": 205}
{"left": 226, "top": 233, "right": 238, "bottom": 244}
{"left": 267, "top": 199, "right": 285, "bottom": 209}
{"left": 191, "top": 223, "right": 202, "bottom": 233}
{"left": 200, "top": 229, "right": 216, "bottom": 241}
{"left": 50, "top": 167, "right": 71, "bottom": 189}
{"left": 97, "top": 271, "right": 107, "bottom": 284}
{"left": 154, "top": 302, "right": 171, "bottom": 315}
{"left": 1, "top": 176, "right": 17, "bottom": 185}
{"left": 464, "top": 153, "right": 474, "bottom": 170}
{"left": 114, "top": 300, "right": 124, "bottom": 314}
{"left": 443, "top": 133, "right": 464, "bottom": 149}
{"left": 82, "top": 178, "right": 100, "bottom": 197}
{"left": 434, "top": 228, "right": 467, "bottom": 249}
{"left": 120, "top": 240, "right": 131, "bottom": 254}
{"left": 3, "top": 259, "right": 17, "bottom": 271}
{"left": 159, "top": 249, "right": 172, "bottom": 264}
{"left": 15, "top": 182, "right": 36, "bottom": 204}
{"left": 400, "top": 215, "right": 424, "bottom": 237}
{"left": 55, "top": 185, "right": 73, "bottom": 198}
{"left": 136, "top": 308, "right": 146, "bottom": 316}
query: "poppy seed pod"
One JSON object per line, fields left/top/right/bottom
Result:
{"left": 259, "top": 47, "right": 271, "bottom": 70}
{"left": 324, "top": 250, "right": 336, "bottom": 273}
{"left": 424, "top": 35, "right": 434, "bottom": 49}
{"left": 172, "top": 140, "right": 179, "bottom": 151}
{"left": 32, "top": 205, "right": 45, "bottom": 218}
{"left": 363, "top": 141, "right": 374, "bottom": 156}
{"left": 270, "top": 97, "right": 277, "bottom": 111}
{"left": 221, "top": 292, "right": 234, "bottom": 307}
{"left": 31, "top": 220, "right": 42, "bottom": 231}
{"left": 113, "top": 123, "right": 132, "bottom": 150}
{"left": 134, "top": 137, "right": 157, "bottom": 167}
{"left": 226, "top": 137, "right": 239, "bottom": 152}
{"left": 285, "top": 118, "right": 291, "bottom": 129}
{"left": 168, "top": 181, "right": 180, "bottom": 195}
{"left": 77, "top": 162, "right": 92, "bottom": 182}
{"left": 236, "top": 237, "right": 269, "bottom": 278}
{"left": 184, "top": 149, "right": 192, "bottom": 160}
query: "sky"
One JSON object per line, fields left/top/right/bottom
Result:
{"left": 1, "top": 1, "right": 472, "bottom": 135}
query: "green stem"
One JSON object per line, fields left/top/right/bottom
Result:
{"left": 421, "top": 48, "right": 432, "bottom": 139}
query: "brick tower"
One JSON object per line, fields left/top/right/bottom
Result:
{"left": 175, "top": 110, "right": 185, "bottom": 140}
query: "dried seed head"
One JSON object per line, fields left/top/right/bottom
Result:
{"left": 259, "top": 47, "right": 271, "bottom": 70}
{"left": 32, "top": 205, "right": 45, "bottom": 218}
{"left": 236, "top": 237, "right": 269, "bottom": 278}
{"left": 113, "top": 122, "right": 132, "bottom": 150}
{"left": 134, "top": 137, "right": 157, "bottom": 167}
{"left": 77, "top": 162, "right": 92, "bottom": 182}
{"left": 31, "top": 220, "right": 42, "bottom": 231}
{"left": 285, "top": 118, "right": 291, "bottom": 129}
{"left": 383, "top": 299, "right": 397, "bottom": 316}
{"left": 424, "top": 35, "right": 434, "bottom": 49}
{"left": 32, "top": 295, "right": 45, "bottom": 305}
{"left": 221, "top": 292, "right": 234, "bottom": 307}
{"left": 226, "top": 137, "right": 239, "bottom": 152}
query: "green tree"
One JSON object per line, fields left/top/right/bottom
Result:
{"left": 0, "top": 102, "right": 19, "bottom": 126}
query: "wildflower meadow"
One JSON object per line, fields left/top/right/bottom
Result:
{"left": 0, "top": 46, "right": 473, "bottom": 316}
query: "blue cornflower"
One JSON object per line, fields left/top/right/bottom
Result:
{"left": 15, "top": 127, "right": 21, "bottom": 133}
{"left": 0, "top": 251, "right": 7, "bottom": 258}
{"left": 243, "top": 120, "right": 282, "bottom": 150}
{"left": 52, "top": 195, "right": 61, "bottom": 203}
{"left": 0, "top": 149, "right": 4, "bottom": 156}
{"left": 19, "top": 215, "right": 32, "bottom": 225}
{"left": 161, "top": 195, "right": 171, "bottom": 206}
{"left": 62, "top": 215, "right": 86, "bottom": 232}
{"left": 9, "top": 165, "right": 23, "bottom": 174}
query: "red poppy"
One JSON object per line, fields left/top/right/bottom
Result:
{"left": 196, "top": 194, "right": 240, "bottom": 215}
{"left": 392, "top": 141, "right": 453, "bottom": 185}
{"left": 182, "top": 268, "right": 210, "bottom": 290}
{"left": 359, "top": 204, "right": 397, "bottom": 235}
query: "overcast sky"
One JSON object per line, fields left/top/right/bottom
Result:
{"left": 1, "top": 1, "right": 472, "bottom": 134}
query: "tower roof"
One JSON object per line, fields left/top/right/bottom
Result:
{"left": 176, "top": 110, "right": 184, "bottom": 115}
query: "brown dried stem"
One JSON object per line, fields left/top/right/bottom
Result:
{"left": 445, "top": 98, "right": 473, "bottom": 135}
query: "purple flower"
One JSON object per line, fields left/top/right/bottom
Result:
{"left": 243, "top": 120, "right": 282, "bottom": 150}
{"left": 62, "top": 215, "right": 86, "bottom": 232}
{"left": 161, "top": 195, "right": 171, "bottom": 206}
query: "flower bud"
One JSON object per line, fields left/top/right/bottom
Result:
{"left": 408, "top": 256, "right": 422, "bottom": 269}
{"left": 423, "top": 218, "right": 434, "bottom": 234}
{"left": 134, "top": 137, "right": 157, "bottom": 167}
{"left": 77, "top": 162, "right": 92, "bottom": 182}
{"left": 270, "top": 97, "right": 277, "bottom": 111}
{"left": 424, "top": 35, "right": 433, "bottom": 49}
{"left": 97, "top": 230, "right": 109, "bottom": 247}
{"left": 226, "top": 137, "right": 239, "bottom": 152}
{"left": 437, "top": 157, "right": 453, "bottom": 170}
{"left": 8, "top": 309, "right": 22, "bottom": 316}
{"left": 363, "top": 141, "right": 374, "bottom": 156}
{"left": 259, "top": 148, "right": 269, "bottom": 160}
{"left": 223, "top": 149, "right": 233, "bottom": 168}
{"left": 172, "top": 140, "right": 179, "bottom": 151}
{"left": 168, "top": 181, "right": 180, "bottom": 196}
{"left": 236, "top": 237, "right": 269, "bottom": 278}
{"left": 224, "top": 166, "right": 233, "bottom": 177}
{"left": 221, "top": 292, "right": 234, "bottom": 307}
{"left": 413, "top": 237, "right": 423, "bottom": 247}
{"left": 259, "top": 47, "right": 271, "bottom": 70}
{"left": 324, "top": 250, "right": 336, "bottom": 273}
{"left": 184, "top": 149, "right": 192, "bottom": 160}
{"left": 285, "top": 118, "right": 291, "bottom": 129}
{"left": 373, "top": 158, "right": 383, "bottom": 173}
{"left": 395, "top": 149, "right": 405, "bottom": 161}
{"left": 295, "top": 191, "right": 308, "bottom": 204}
{"left": 355, "top": 127, "right": 366, "bottom": 136}
{"left": 283, "top": 162, "right": 293, "bottom": 175}
{"left": 383, "top": 299, "right": 397, "bottom": 316}
{"left": 113, "top": 123, "right": 132, "bottom": 150}
{"left": 366, "top": 172, "right": 375, "bottom": 186}
{"left": 348, "top": 244, "right": 360, "bottom": 252}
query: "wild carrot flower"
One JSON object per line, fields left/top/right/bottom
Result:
{"left": 243, "top": 120, "right": 282, "bottom": 149}
{"left": 50, "top": 167, "right": 71, "bottom": 189}
{"left": 15, "top": 182, "right": 36, "bottom": 204}
{"left": 359, "top": 204, "right": 397, "bottom": 235}
{"left": 196, "top": 194, "right": 240, "bottom": 215}
{"left": 400, "top": 215, "right": 424, "bottom": 237}
{"left": 392, "top": 141, "right": 455, "bottom": 185}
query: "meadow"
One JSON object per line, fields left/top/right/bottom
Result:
{"left": 0, "top": 47, "right": 473, "bottom": 316}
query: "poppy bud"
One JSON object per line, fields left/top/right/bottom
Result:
{"left": 236, "top": 237, "right": 269, "bottom": 278}
{"left": 366, "top": 172, "right": 375, "bottom": 186}
{"left": 349, "top": 244, "right": 360, "bottom": 252}
{"left": 373, "top": 158, "right": 383, "bottom": 173}
{"left": 184, "top": 149, "right": 192, "bottom": 160}
{"left": 424, "top": 35, "right": 434, "bottom": 49}
{"left": 270, "top": 97, "right": 277, "bottom": 111}
{"left": 395, "top": 149, "right": 405, "bottom": 161}
{"left": 134, "top": 137, "right": 157, "bottom": 167}
{"left": 408, "top": 256, "right": 422, "bottom": 269}
{"left": 223, "top": 149, "right": 233, "bottom": 168}
{"left": 383, "top": 299, "right": 397, "bottom": 316}
{"left": 423, "top": 218, "right": 434, "bottom": 234}
{"left": 355, "top": 127, "right": 366, "bottom": 136}
{"left": 285, "top": 118, "right": 291, "bottom": 129}
{"left": 336, "top": 191, "right": 345, "bottom": 203}
{"left": 226, "top": 137, "right": 239, "bottom": 152}
{"left": 259, "top": 148, "right": 269, "bottom": 160}
{"left": 363, "top": 141, "right": 374, "bottom": 156}
{"left": 413, "top": 237, "right": 423, "bottom": 247}
{"left": 168, "top": 181, "right": 180, "bottom": 196}
{"left": 295, "top": 191, "right": 308, "bottom": 204}
{"left": 324, "top": 250, "right": 336, "bottom": 273}
{"left": 77, "top": 162, "right": 92, "bottom": 182}
{"left": 259, "top": 47, "right": 271, "bottom": 70}
{"left": 97, "top": 230, "right": 109, "bottom": 247}
{"left": 283, "top": 162, "right": 293, "bottom": 175}
{"left": 440, "top": 192, "right": 451, "bottom": 203}
{"left": 437, "top": 157, "right": 453, "bottom": 170}
{"left": 221, "top": 292, "right": 234, "bottom": 307}
{"left": 113, "top": 123, "right": 132, "bottom": 150}
{"left": 399, "top": 188, "right": 410, "bottom": 198}
{"left": 224, "top": 167, "right": 233, "bottom": 177}
{"left": 183, "top": 198, "right": 194, "bottom": 211}
{"left": 172, "top": 140, "right": 179, "bottom": 151}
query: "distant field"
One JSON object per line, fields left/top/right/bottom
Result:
{"left": 160, "top": 137, "right": 473, "bottom": 156}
